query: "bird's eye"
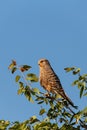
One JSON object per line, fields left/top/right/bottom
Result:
{"left": 40, "top": 60, "right": 44, "bottom": 63}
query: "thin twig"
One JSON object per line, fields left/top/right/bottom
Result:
{"left": 18, "top": 67, "right": 32, "bottom": 89}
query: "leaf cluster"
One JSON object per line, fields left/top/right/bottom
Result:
{"left": 9, "top": 60, "right": 39, "bottom": 103}
{"left": 3, "top": 62, "right": 86, "bottom": 130}
{"left": 64, "top": 67, "right": 87, "bottom": 98}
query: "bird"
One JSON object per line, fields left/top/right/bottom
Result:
{"left": 38, "top": 58, "right": 76, "bottom": 108}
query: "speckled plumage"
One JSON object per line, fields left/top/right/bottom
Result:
{"left": 38, "top": 58, "right": 74, "bottom": 107}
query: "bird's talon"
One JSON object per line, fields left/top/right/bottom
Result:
{"left": 44, "top": 93, "right": 50, "bottom": 97}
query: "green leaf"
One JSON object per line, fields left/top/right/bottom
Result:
{"left": 17, "top": 89, "right": 22, "bottom": 95}
{"left": 17, "top": 88, "right": 24, "bottom": 95}
{"left": 19, "top": 82, "right": 24, "bottom": 87}
{"left": 78, "top": 82, "right": 86, "bottom": 89}
{"left": 37, "top": 101, "right": 44, "bottom": 104}
{"left": 81, "top": 74, "right": 87, "bottom": 78}
{"left": 80, "top": 86, "right": 84, "bottom": 98}
{"left": 64, "top": 67, "right": 75, "bottom": 72}
{"left": 49, "top": 101, "right": 54, "bottom": 109}
{"left": 29, "top": 116, "right": 39, "bottom": 124}
{"left": 26, "top": 73, "right": 38, "bottom": 82}
{"left": 81, "top": 107, "right": 87, "bottom": 115}
{"left": 32, "top": 88, "right": 40, "bottom": 94}
{"left": 8, "top": 60, "right": 16, "bottom": 70}
{"left": 8, "top": 63, "right": 15, "bottom": 70}
{"left": 72, "top": 80, "right": 79, "bottom": 86}
{"left": 85, "top": 118, "right": 87, "bottom": 123}
{"left": 12, "top": 67, "right": 17, "bottom": 74}
{"left": 73, "top": 68, "right": 80, "bottom": 75}
{"left": 84, "top": 92, "right": 87, "bottom": 96}
{"left": 79, "top": 74, "right": 87, "bottom": 82}
{"left": 0, "top": 120, "right": 10, "bottom": 129}
{"left": 24, "top": 88, "right": 34, "bottom": 103}
{"left": 35, "top": 96, "right": 44, "bottom": 101}
{"left": 29, "top": 96, "right": 34, "bottom": 103}
{"left": 15, "top": 75, "right": 21, "bottom": 82}
{"left": 74, "top": 112, "right": 82, "bottom": 124}
{"left": 39, "top": 109, "right": 46, "bottom": 115}
{"left": 20, "top": 65, "right": 31, "bottom": 72}
{"left": 17, "top": 82, "right": 25, "bottom": 95}
{"left": 60, "top": 124, "right": 80, "bottom": 130}
{"left": 22, "top": 65, "right": 31, "bottom": 71}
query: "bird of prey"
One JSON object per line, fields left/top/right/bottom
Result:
{"left": 38, "top": 58, "right": 75, "bottom": 108}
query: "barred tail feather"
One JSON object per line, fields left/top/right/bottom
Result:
{"left": 65, "top": 94, "right": 78, "bottom": 109}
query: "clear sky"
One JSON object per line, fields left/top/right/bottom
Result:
{"left": 0, "top": 1, "right": 87, "bottom": 122}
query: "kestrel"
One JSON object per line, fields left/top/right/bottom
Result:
{"left": 38, "top": 58, "right": 75, "bottom": 107}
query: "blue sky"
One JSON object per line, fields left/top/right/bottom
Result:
{"left": 0, "top": 1, "right": 87, "bottom": 122}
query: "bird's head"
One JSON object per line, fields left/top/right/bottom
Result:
{"left": 38, "top": 58, "right": 50, "bottom": 68}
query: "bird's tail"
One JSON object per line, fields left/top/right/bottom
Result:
{"left": 64, "top": 93, "right": 78, "bottom": 109}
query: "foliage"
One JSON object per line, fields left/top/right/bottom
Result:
{"left": 0, "top": 61, "right": 86, "bottom": 130}
{"left": 64, "top": 67, "right": 87, "bottom": 98}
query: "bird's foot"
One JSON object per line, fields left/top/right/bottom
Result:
{"left": 44, "top": 92, "right": 50, "bottom": 97}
